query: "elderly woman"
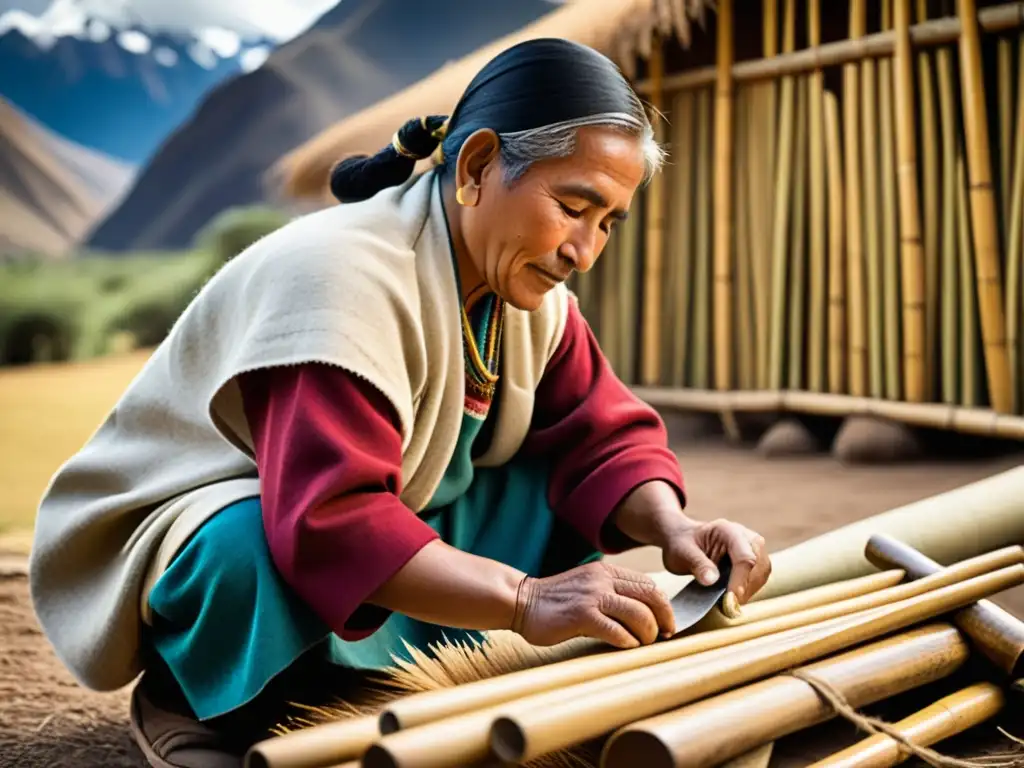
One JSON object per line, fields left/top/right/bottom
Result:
{"left": 30, "top": 38, "right": 770, "bottom": 767}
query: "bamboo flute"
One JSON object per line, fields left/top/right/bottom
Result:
{"left": 489, "top": 566, "right": 1024, "bottom": 764}
{"left": 735, "top": 87, "right": 755, "bottom": 390}
{"left": 825, "top": 90, "right": 848, "bottom": 394}
{"left": 845, "top": 0, "right": 869, "bottom": 397}
{"left": 958, "top": 156, "right": 981, "bottom": 407}
{"left": 788, "top": 76, "right": 809, "bottom": 391}
{"left": 768, "top": 0, "right": 797, "bottom": 391}
{"left": 807, "top": 682, "right": 1004, "bottom": 768}
{"left": 937, "top": 41, "right": 961, "bottom": 404}
{"left": 1000, "top": 37, "right": 1014, "bottom": 234}
{"left": 641, "top": 36, "right": 666, "bottom": 386}
{"left": 692, "top": 88, "right": 713, "bottom": 389}
{"left": 600, "top": 623, "right": 970, "bottom": 768}
{"left": 1008, "top": 34, "right": 1024, "bottom": 414}
{"left": 808, "top": 0, "right": 827, "bottom": 392}
{"left": 957, "top": 0, "right": 1013, "bottom": 414}
{"left": 668, "top": 90, "right": 696, "bottom": 387}
{"left": 917, "top": 0, "right": 940, "bottom": 401}
{"left": 894, "top": 0, "right": 927, "bottom": 404}
{"left": 881, "top": 0, "right": 903, "bottom": 402}
{"left": 862, "top": 14, "right": 885, "bottom": 399}
{"left": 756, "top": 0, "right": 778, "bottom": 388}
{"left": 378, "top": 547, "right": 1022, "bottom": 734}
{"left": 713, "top": 0, "right": 734, "bottom": 394}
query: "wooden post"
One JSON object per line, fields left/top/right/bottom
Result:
{"left": 641, "top": 37, "right": 666, "bottom": 386}
{"left": 956, "top": 0, "right": 1013, "bottom": 413}
{"left": 714, "top": 0, "right": 735, "bottom": 394}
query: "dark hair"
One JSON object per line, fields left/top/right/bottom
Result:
{"left": 329, "top": 38, "right": 658, "bottom": 204}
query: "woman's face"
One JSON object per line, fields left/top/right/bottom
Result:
{"left": 454, "top": 125, "right": 647, "bottom": 311}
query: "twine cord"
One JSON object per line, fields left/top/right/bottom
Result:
{"left": 785, "top": 669, "right": 1024, "bottom": 767}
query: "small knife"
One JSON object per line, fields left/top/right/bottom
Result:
{"left": 668, "top": 557, "right": 732, "bottom": 636}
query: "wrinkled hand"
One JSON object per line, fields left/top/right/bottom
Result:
{"left": 512, "top": 561, "right": 676, "bottom": 649}
{"left": 661, "top": 518, "right": 771, "bottom": 605}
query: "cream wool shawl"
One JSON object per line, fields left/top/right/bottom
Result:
{"left": 28, "top": 170, "right": 569, "bottom": 692}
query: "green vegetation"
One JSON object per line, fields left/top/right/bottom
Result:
{"left": 0, "top": 206, "right": 292, "bottom": 367}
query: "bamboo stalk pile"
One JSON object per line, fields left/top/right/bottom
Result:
{"left": 571, "top": 0, "right": 1024, "bottom": 439}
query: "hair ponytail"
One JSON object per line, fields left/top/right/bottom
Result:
{"left": 329, "top": 115, "right": 448, "bottom": 203}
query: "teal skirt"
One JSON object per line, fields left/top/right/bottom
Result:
{"left": 145, "top": 457, "right": 601, "bottom": 720}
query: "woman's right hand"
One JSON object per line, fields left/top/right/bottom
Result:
{"left": 511, "top": 561, "right": 677, "bottom": 648}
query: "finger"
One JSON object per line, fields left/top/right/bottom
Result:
{"left": 613, "top": 574, "right": 677, "bottom": 638}
{"left": 598, "top": 593, "right": 661, "bottom": 646}
{"left": 667, "top": 537, "right": 720, "bottom": 586}
{"left": 725, "top": 531, "right": 759, "bottom": 603}
{"left": 583, "top": 608, "right": 641, "bottom": 650}
{"left": 744, "top": 534, "right": 772, "bottom": 600}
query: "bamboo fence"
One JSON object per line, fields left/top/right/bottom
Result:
{"left": 571, "top": 0, "right": 1024, "bottom": 440}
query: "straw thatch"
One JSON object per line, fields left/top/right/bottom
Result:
{"left": 272, "top": 0, "right": 713, "bottom": 200}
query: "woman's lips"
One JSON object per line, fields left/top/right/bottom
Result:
{"left": 529, "top": 264, "right": 569, "bottom": 285}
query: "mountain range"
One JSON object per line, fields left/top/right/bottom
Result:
{"left": 84, "top": 0, "right": 557, "bottom": 254}
{"left": 0, "top": 97, "right": 134, "bottom": 258}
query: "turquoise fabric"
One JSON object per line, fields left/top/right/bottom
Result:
{"left": 146, "top": 455, "right": 601, "bottom": 721}
{"left": 423, "top": 413, "right": 485, "bottom": 509}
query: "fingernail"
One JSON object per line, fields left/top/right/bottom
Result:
{"left": 699, "top": 567, "right": 718, "bottom": 585}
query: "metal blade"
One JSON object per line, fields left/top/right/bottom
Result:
{"left": 668, "top": 557, "right": 731, "bottom": 635}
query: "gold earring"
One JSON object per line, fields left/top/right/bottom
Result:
{"left": 456, "top": 187, "right": 467, "bottom": 206}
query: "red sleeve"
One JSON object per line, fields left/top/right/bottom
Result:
{"left": 521, "top": 299, "right": 686, "bottom": 553}
{"left": 237, "top": 364, "right": 439, "bottom": 641}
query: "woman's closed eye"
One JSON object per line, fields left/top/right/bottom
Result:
{"left": 558, "top": 200, "right": 613, "bottom": 234}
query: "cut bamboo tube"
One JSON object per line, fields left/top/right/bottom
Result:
{"left": 866, "top": 534, "right": 1024, "bottom": 675}
{"left": 807, "top": 682, "right": 1004, "bottom": 768}
{"left": 768, "top": 0, "right": 797, "bottom": 390}
{"left": 846, "top": 0, "right": 869, "bottom": 397}
{"left": 917, "top": 0, "right": 940, "bottom": 401}
{"left": 957, "top": 0, "right": 1013, "bottom": 414}
{"left": 825, "top": 91, "right": 847, "bottom": 394}
{"left": 668, "top": 90, "right": 696, "bottom": 388}
{"left": 641, "top": 36, "right": 666, "bottom": 387}
{"left": 689, "top": 569, "right": 907, "bottom": 633}
{"left": 937, "top": 42, "right": 961, "bottom": 405}
{"left": 1008, "top": 34, "right": 1024, "bottom": 414}
{"left": 894, "top": 0, "right": 927, "bottom": 404}
{"left": 630, "top": 386, "right": 1024, "bottom": 440}
{"left": 735, "top": 87, "right": 755, "bottom": 390}
{"left": 246, "top": 714, "right": 380, "bottom": 768}
{"left": 634, "top": 4, "right": 1024, "bottom": 95}
{"left": 722, "top": 743, "right": 774, "bottom": 768}
{"left": 378, "top": 547, "right": 1022, "bottom": 735}
{"left": 1000, "top": 37, "right": 1015, "bottom": 235}
{"left": 808, "top": 0, "right": 827, "bottom": 393}
{"left": 958, "top": 156, "right": 981, "bottom": 407}
{"left": 788, "top": 77, "right": 809, "bottom": 390}
{"left": 862, "top": 27, "right": 885, "bottom": 399}
{"left": 692, "top": 88, "right": 713, "bottom": 389}
{"left": 713, "top": 0, "right": 734, "bottom": 394}
{"left": 490, "top": 566, "right": 1024, "bottom": 764}
{"left": 601, "top": 623, "right": 969, "bottom": 768}
{"left": 881, "top": 0, "right": 903, "bottom": 401}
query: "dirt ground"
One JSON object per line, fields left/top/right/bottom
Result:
{"left": 1, "top": 430, "right": 1022, "bottom": 768}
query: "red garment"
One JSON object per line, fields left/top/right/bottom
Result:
{"left": 238, "top": 301, "right": 685, "bottom": 639}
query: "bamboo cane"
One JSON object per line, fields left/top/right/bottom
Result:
{"left": 894, "top": 0, "right": 927, "bottom": 404}
{"left": 376, "top": 547, "right": 1022, "bottom": 736}
{"left": 713, "top": 0, "right": 734, "bottom": 394}
{"left": 807, "top": 682, "right": 1004, "bottom": 768}
{"left": 937, "top": 42, "right": 961, "bottom": 404}
{"left": 768, "top": 0, "right": 797, "bottom": 390}
{"left": 957, "top": 0, "right": 1013, "bottom": 414}
{"left": 825, "top": 91, "right": 847, "bottom": 394}
{"left": 1007, "top": 34, "right": 1024, "bottom": 414}
{"left": 619, "top": 178, "right": 641, "bottom": 383}
{"left": 917, "top": 0, "right": 940, "bottom": 401}
{"left": 669, "top": 90, "right": 696, "bottom": 388}
{"left": 1000, "top": 37, "right": 1014, "bottom": 235}
{"left": 601, "top": 624, "right": 969, "bottom": 768}
{"left": 246, "top": 714, "right": 380, "bottom": 768}
{"left": 788, "top": 76, "right": 809, "bottom": 391}
{"left": 862, "top": 23, "right": 886, "bottom": 399}
{"left": 958, "top": 155, "right": 981, "bottom": 407}
{"left": 490, "top": 567, "right": 1024, "bottom": 764}
{"left": 735, "top": 86, "right": 755, "bottom": 390}
{"left": 693, "top": 88, "right": 713, "bottom": 389}
{"left": 756, "top": 0, "right": 778, "bottom": 389}
{"left": 642, "top": 36, "right": 666, "bottom": 387}
{"left": 881, "top": 0, "right": 902, "bottom": 401}
{"left": 599, "top": 228, "right": 620, "bottom": 372}
{"left": 846, "top": 0, "right": 869, "bottom": 397}
{"left": 808, "top": 0, "right": 827, "bottom": 393}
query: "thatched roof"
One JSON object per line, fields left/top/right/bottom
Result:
{"left": 272, "top": 0, "right": 712, "bottom": 200}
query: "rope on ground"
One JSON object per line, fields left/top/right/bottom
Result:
{"left": 784, "top": 668, "right": 1024, "bottom": 768}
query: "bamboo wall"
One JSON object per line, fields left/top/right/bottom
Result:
{"left": 571, "top": 0, "right": 1024, "bottom": 441}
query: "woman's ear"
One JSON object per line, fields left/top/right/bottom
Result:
{"left": 456, "top": 129, "right": 500, "bottom": 206}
